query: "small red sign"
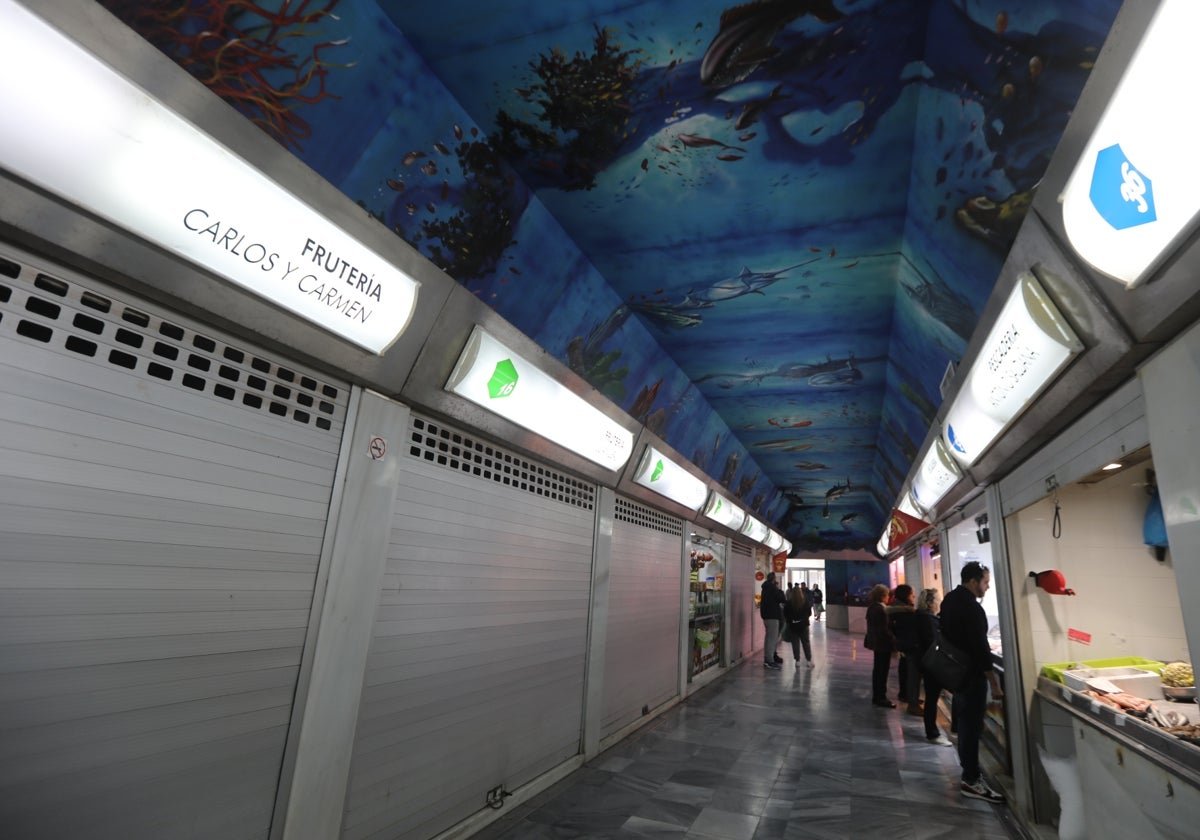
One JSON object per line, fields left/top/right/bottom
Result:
{"left": 1068, "top": 628, "right": 1092, "bottom": 645}
{"left": 368, "top": 436, "right": 387, "bottom": 461}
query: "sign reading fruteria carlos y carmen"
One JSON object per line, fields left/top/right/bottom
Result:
{"left": 0, "top": 0, "right": 419, "bottom": 354}
{"left": 180, "top": 208, "right": 416, "bottom": 353}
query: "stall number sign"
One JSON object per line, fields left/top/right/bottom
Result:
{"left": 1089, "top": 144, "right": 1157, "bottom": 230}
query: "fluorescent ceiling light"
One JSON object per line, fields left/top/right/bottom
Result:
{"left": 0, "top": 0, "right": 418, "bottom": 353}
{"left": 1102, "top": 462, "right": 1123, "bottom": 471}
{"left": 703, "top": 491, "right": 746, "bottom": 532}
{"left": 763, "top": 530, "right": 784, "bottom": 551}
{"left": 740, "top": 514, "right": 769, "bottom": 544}
{"left": 1060, "top": 0, "right": 1200, "bottom": 287}
{"left": 910, "top": 439, "right": 962, "bottom": 514}
{"left": 446, "top": 326, "right": 634, "bottom": 471}
{"left": 943, "top": 273, "right": 1082, "bottom": 467}
{"left": 632, "top": 445, "right": 708, "bottom": 511}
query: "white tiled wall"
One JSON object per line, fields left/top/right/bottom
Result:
{"left": 1005, "top": 459, "right": 1190, "bottom": 672}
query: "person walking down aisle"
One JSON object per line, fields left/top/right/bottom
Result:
{"left": 890, "top": 584, "right": 919, "bottom": 713}
{"left": 941, "top": 561, "right": 1006, "bottom": 803}
{"left": 760, "top": 572, "right": 786, "bottom": 670}
{"left": 783, "top": 584, "right": 814, "bottom": 666}
{"left": 811, "top": 583, "right": 824, "bottom": 621}
{"left": 865, "top": 584, "right": 895, "bottom": 707}
{"left": 916, "top": 588, "right": 953, "bottom": 746}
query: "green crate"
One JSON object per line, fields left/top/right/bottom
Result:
{"left": 1041, "top": 657, "right": 1165, "bottom": 684}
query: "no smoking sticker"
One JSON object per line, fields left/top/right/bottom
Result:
{"left": 368, "top": 436, "right": 387, "bottom": 461}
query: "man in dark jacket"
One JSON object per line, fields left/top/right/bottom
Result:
{"left": 760, "top": 572, "right": 786, "bottom": 670}
{"left": 939, "top": 561, "right": 1005, "bottom": 804}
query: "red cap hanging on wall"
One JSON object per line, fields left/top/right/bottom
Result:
{"left": 1030, "top": 570, "right": 1075, "bottom": 596}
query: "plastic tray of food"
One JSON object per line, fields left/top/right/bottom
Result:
{"left": 1063, "top": 666, "right": 1162, "bottom": 695}
{"left": 1041, "top": 657, "right": 1165, "bottom": 684}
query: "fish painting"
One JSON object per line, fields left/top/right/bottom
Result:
{"left": 808, "top": 360, "right": 862, "bottom": 387}
{"left": 679, "top": 259, "right": 819, "bottom": 308}
{"left": 734, "top": 83, "right": 788, "bottom": 130}
{"left": 700, "top": 0, "right": 845, "bottom": 89}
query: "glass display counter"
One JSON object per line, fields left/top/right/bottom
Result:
{"left": 688, "top": 552, "right": 724, "bottom": 680}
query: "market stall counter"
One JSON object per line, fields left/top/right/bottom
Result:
{"left": 1033, "top": 674, "right": 1200, "bottom": 838}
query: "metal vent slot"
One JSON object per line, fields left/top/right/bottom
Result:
{"left": 0, "top": 247, "right": 348, "bottom": 435}
{"left": 407, "top": 414, "right": 596, "bottom": 510}
{"left": 615, "top": 496, "right": 683, "bottom": 536}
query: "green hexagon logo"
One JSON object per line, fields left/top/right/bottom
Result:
{"left": 488, "top": 358, "right": 518, "bottom": 398}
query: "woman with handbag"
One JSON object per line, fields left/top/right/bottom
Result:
{"left": 783, "top": 585, "right": 814, "bottom": 667}
{"left": 865, "top": 584, "right": 895, "bottom": 707}
{"left": 916, "top": 589, "right": 953, "bottom": 746}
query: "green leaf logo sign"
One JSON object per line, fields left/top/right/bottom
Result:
{"left": 651, "top": 459, "right": 664, "bottom": 482}
{"left": 487, "top": 359, "right": 518, "bottom": 398}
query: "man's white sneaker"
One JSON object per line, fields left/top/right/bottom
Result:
{"left": 960, "top": 779, "right": 1005, "bottom": 803}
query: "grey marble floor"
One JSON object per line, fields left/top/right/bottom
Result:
{"left": 470, "top": 623, "right": 1023, "bottom": 840}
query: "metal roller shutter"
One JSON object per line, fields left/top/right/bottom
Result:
{"left": 729, "top": 540, "right": 755, "bottom": 662}
{"left": 342, "top": 413, "right": 597, "bottom": 840}
{"left": 0, "top": 245, "right": 349, "bottom": 840}
{"left": 601, "top": 497, "right": 683, "bottom": 739}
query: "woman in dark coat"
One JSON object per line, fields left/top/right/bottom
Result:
{"left": 916, "top": 588, "right": 953, "bottom": 745}
{"left": 783, "top": 585, "right": 814, "bottom": 666}
{"left": 865, "top": 584, "right": 895, "bottom": 707}
{"left": 890, "top": 584, "right": 918, "bottom": 710}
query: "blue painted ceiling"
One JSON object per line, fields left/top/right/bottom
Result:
{"left": 98, "top": 0, "right": 1122, "bottom": 553}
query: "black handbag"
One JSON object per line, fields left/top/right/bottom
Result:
{"left": 921, "top": 631, "right": 971, "bottom": 691}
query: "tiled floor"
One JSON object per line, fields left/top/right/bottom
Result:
{"left": 470, "top": 622, "right": 1022, "bottom": 840}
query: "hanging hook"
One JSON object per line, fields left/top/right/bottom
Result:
{"left": 1046, "top": 475, "right": 1062, "bottom": 539}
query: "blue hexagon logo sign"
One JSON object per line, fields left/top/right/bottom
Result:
{"left": 1089, "top": 144, "right": 1156, "bottom": 230}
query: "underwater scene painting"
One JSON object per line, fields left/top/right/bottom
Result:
{"left": 97, "top": 0, "right": 1123, "bottom": 553}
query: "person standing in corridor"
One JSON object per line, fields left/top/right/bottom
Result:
{"left": 940, "top": 561, "right": 1005, "bottom": 803}
{"left": 783, "top": 583, "right": 814, "bottom": 666}
{"left": 760, "top": 572, "right": 786, "bottom": 670}
{"left": 865, "top": 584, "right": 895, "bottom": 707}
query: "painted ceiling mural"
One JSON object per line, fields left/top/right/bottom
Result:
{"left": 98, "top": 0, "right": 1122, "bottom": 554}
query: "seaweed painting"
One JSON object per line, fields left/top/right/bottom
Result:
{"left": 98, "top": 0, "right": 349, "bottom": 151}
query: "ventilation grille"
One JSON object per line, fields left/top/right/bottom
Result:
{"left": 0, "top": 249, "right": 347, "bottom": 434}
{"left": 730, "top": 540, "right": 754, "bottom": 559}
{"left": 407, "top": 414, "right": 595, "bottom": 510}
{"left": 615, "top": 496, "right": 683, "bottom": 536}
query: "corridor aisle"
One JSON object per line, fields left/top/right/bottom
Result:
{"left": 470, "top": 623, "right": 1019, "bottom": 840}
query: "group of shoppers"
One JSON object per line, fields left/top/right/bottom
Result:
{"left": 862, "top": 561, "right": 1005, "bottom": 804}
{"left": 759, "top": 573, "right": 821, "bottom": 669}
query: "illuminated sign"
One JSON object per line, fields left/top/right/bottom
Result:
{"left": 632, "top": 445, "right": 708, "bottom": 511}
{"left": 943, "top": 273, "right": 1081, "bottom": 466}
{"left": 1060, "top": 0, "right": 1200, "bottom": 286}
{"left": 740, "top": 514, "right": 769, "bottom": 543}
{"left": 0, "top": 0, "right": 418, "bottom": 353}
{"left": 703, "top": 491, "right": 746, "bottom": 532}
{"left": 446, "top": 326, "right": 634, "bottom": 471}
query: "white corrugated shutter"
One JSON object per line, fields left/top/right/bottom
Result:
{"left": 601, "top": 497, "right": 682, "bottom": 739}
{"left": 0, "top": 245, "right": 348, "bottom": 839}
{"left": 342, "top": 413, "right": 597, "bottom": 840}
{"left": 729, "top": 540, "right": 755, "bottom": 662}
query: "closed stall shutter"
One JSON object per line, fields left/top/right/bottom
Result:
{"left": 0, "top": 246, "right": 349, "bottom": 839}
{"left": 602, "top": 497, "right": 683, "bottom": 739}
{"left": 342, "top": 414, "right": 597, "bottom": 840}
{"left": 729, "top": 540, "right": 755, "bottom": 662}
